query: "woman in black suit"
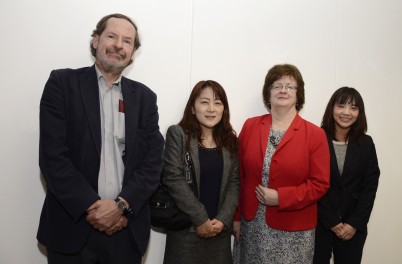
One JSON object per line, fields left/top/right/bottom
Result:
{"left": 313, "top": 87, "right": 380, "bottom": 264}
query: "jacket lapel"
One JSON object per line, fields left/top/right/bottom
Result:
{"left": 327, "top": 135, "right": 342, "bottom": 180}
{"left": 341, "top": 140, "right": 358, "bottom": 179}
{"left": 260, "top": 115, "right": 271, "bottom": 156}
{"left": 189, "top": 137, "right": 201, "bottom": 194}
{"left": 121, "top": 77, "right": 138, "bottom": 157}
{"left": 219, "top": 148, "right": 230, "bottom": 199}
{"left": 80, "top": 66, "right": 101, "bottom": 155}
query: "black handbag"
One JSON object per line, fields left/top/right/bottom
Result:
{"left": 149, "top": 151, "right": 198, "bottom": 230}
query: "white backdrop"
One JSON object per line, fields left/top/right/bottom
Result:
{"left": 1, "top": 0, "right": 401, "bottom": 263}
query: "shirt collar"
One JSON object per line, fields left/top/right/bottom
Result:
{"left": 94, "top": 64, "right": 122, "bottom": 85}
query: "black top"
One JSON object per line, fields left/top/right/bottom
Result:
{"left": 198, "top": 145, "right": 223, "bottom": 219}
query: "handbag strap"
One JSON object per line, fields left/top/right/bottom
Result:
{"left": 185, "top": 151, "right": 199, "bottom": 198}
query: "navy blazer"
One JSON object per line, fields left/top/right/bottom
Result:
{"left": 317, "top": 132, "right": 380, "bottom": 233}
{"left": 37, "top": 65, "right": 164, "bottom": 255}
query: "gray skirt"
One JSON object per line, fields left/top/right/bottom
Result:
{"left": 164, "top": 227, "right": 232, "bottom": 264}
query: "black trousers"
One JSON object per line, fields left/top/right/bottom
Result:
{"left": 313, "top": 223, "right": 367, "bottom": 264}
{"left": 47, "top": 228, "right": 142, "bottom": 264}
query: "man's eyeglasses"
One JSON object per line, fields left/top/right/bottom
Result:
{"left": 271, "top": 83, "right": 297, "bottom": 92}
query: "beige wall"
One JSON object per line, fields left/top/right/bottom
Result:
{"left": 1, "top": 0, "right": 401, "bottom": 263}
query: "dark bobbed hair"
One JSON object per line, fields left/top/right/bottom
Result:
{"left": 179, "top": 80, "right": 238, "bottom": 156}
{"left": 90, "top": 13, "right": 141, "bottom": 61}
{"left": 321, "top": 86, "right": 367, "bottom": 142}
{"left": 262, "top": 64, "right": 305, "bottom": 111}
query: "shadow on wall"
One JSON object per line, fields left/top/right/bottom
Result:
{"left": 37, "top": 172, "right": 47, "bottom": 257}
{"left": 39, "top": 172, "right": 47, "bottom": 193}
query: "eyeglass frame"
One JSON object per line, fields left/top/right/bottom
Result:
{"left": 270, "top": 83, "right": 298, "bottom": 92}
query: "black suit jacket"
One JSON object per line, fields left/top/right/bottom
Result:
{"left": 317, "top": 131, "right": 380, "bottom": 233}
{"left": 37, "top": 65, "right": 164, "bottom": 255}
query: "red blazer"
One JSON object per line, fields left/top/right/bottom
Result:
{"left": 235, "top": 114, "right": 330, "bottom": 231}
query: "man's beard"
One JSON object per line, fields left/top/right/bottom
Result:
{"left": 98, "top": 47, "right": 131, "bottom": 74}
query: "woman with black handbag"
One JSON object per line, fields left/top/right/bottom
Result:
{"left": 162, "top": 80, "right": 239, "bottom": 264}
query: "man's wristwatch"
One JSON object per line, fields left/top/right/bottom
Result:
{"left": 114, "top": 197, "right": 128, "bottom": 215}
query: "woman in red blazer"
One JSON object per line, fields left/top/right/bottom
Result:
{"left": 233, "top": 64, "right": 330, "bottom": 264}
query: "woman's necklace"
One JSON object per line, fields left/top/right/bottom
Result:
{"left": 269, "top": 128, "right": 284, "bottom": 149}
{"left": 269, "top": 134, "right": 279, "bottom": 148}
{"left": 201, "top": 137, "right": 216, "bottom": 148}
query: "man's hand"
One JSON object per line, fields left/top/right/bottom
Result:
{"left": 104, "top": 215, "right": 128, "bottom": 236}
{"left": 86, "top": 200, "right": 121, "bottom": 232}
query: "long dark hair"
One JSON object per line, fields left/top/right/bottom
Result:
{"left": 179, "top": 80, "right": 238, "bottom": 156}
{"left": 321, "top": 87, "right": 367, "bottom": 142}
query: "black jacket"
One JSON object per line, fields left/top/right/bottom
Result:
{"left": 37, "top": 65, "right": 164, "bottom": 254}
{"left": 317, "top": 132, "right": 380, "bottom": 233}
